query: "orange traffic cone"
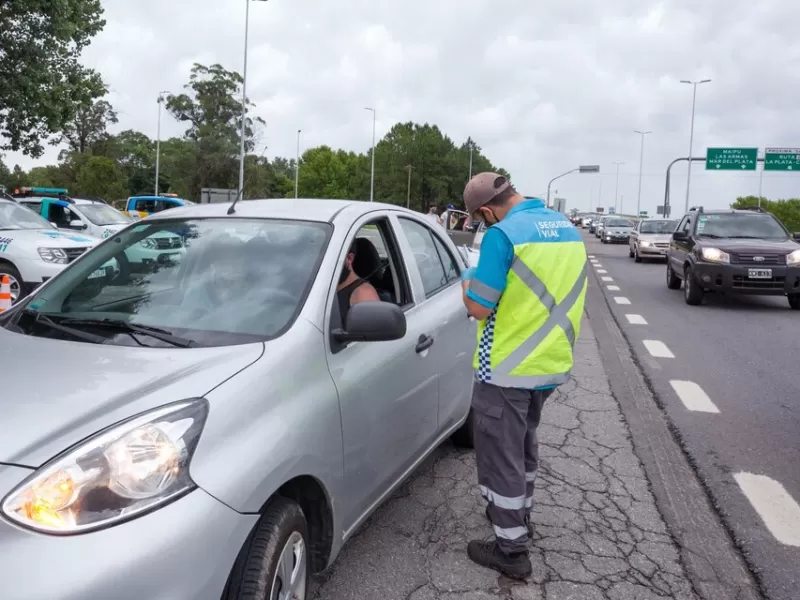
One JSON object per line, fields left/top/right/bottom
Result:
{"left": 0, "top": 275, "right": 12, "bottom": 313}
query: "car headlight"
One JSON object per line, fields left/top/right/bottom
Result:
{"left": 37, "top": 247, "right": 68, "bottom": 264}
{"left": 640, "top": 241, "right": 652, "bottom": 247}
{"left": 140, "top": 238, "right": 158, "bottom": 249}
{"left": 787, "top": 249, "right": 800, "bottom": 266}
{"left": 1, "top": 399, "right": 208, "bottom": 534}
{"left": 700, "top": 247, "right": 730, "bottom": 263}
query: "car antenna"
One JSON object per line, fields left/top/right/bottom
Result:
{"left": 227, "top": 188, "right": 244, "bottom": 215}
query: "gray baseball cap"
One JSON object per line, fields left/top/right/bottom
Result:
{"left": 463, "top": 172, "right": 511, "bottom": 214}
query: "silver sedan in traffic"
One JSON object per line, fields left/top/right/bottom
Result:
{"left": 0, "top": 199, "right": 477, "bottom": 600}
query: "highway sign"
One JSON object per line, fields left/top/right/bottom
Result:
{"left": 639, "top": 211, "right": 648, "bottom": 216}
{"left": 580, "top": 165, "right": 600, "bottom": 173}
{"left": 705, "top": 148, "right": 757, "bottom": 170}
{"left": 764, "top": 148, "right": 800, "bottom": 171}
{"left": 656, "top": 205, "right": 671, "bottom": 216}
{"left": 596, "top": 207, "right": 604, "bottom": 213}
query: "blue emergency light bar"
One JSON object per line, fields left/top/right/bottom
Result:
{"left": 28, "top": 187, "right": 68, "bottom": 195}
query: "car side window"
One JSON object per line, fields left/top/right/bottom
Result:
{"left": 676, "top": 216, "right": 689, "bottom": 232}
{"left": 398, "top": 217, "right": 459, "bottom": 298}
{"left": 682, "top": 216, "right": 693, "bottom": 233}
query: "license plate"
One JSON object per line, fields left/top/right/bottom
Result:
{"left": 88, "top": 268, "right": 107, "bottom": 280}
{"left": 748, "top": 268, "right": 772, "bottom": 279}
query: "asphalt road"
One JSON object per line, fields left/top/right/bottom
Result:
{"left": 582, "top": 229, "right": 800, "bottom": 600}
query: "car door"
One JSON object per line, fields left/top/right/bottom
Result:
{"left": 395, "top": 216, "right": 476, "bottom": 437}
{"left": 327, "top": 212, "right": 440, "bottom": 533}
{"left": 669, "top": 214, "right": 693, "bottom": 272}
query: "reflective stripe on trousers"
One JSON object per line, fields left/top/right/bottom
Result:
{"left": 473, "top": 382, "right": 552, "bottom": 554}
{"left": 489, "top": 261, "right": 587, "bottom": 388}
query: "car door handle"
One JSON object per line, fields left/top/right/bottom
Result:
{"left": 415, "top": 334, "right": 434, "bottom": 353}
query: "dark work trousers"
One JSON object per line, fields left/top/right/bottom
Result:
{"left": 473, "top": 380, "right": 554, "bottom": 555}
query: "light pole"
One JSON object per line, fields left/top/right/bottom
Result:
{"left": 365, "top": 107, "right": 376, "bottom": 201}
{"left": 546, "top": 165, "right": 600, "bottom": 208}
{"left": 154, "top": 90, "right": 169, "bottom": 196}
{"left": 295, "top": 129, "right": 301, "bottom": 199}
{"left": 612, "top": 161, "right": 624, "bottom": 213}
{"left": 405, "top": 164, "right": 414, "bottom": 208}
{"left": 758, "top": 149, "right": 764, "bottom": 207}
{"left": 634, "top": 130, "right": 651, "bottom": 217}
{"left": 468, "top": 141, "right": 473, "bottom": 180}
{"left": 238, "top": 0, "right": 268, "bottom": 201}
{"left": 680, "top": 79, "right": 711, "bottom": 213}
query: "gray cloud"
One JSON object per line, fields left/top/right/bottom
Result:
{"left": 5, "top": 0, "right": 800, "bottom": 214}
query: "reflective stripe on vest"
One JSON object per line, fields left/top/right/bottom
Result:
{"left": 488, "top": 260, "right": 587, "bottom": 388}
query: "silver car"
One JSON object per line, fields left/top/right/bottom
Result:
{"left": 629, "top": 218, "right": 678, "bottom": 261}
{"left": 0, "top": 199, "right": 476, "bottom": 600}
{"left": 601, "top": 217, "right": 634, "bottom": 244}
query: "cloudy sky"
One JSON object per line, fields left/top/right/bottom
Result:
{"left": 6, "top": 0, "right": 800, "bottom": 215}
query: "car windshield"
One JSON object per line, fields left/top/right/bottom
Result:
{"left": 79, "top": 203, "right": 132, "bottom": 225}
{"left": 10, "top": 217, "right": 331, "bottom": 347}
{"left": 640, "top": 220, "right": 677, "bottom": 234}
{"left": 606, "top": 219, "right": 632, "bottom": 227}
{"left": 696, "top": 214, "right": 788, "bottom": 240}
{"left": 0, "top": 201, "right": 53, "bottom": 230}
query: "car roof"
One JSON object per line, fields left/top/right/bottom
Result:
{"left": 147, "top": 198, "right": 421, "bottom": 223}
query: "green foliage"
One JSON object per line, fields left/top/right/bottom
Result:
{"left": 732, "top": 196, "right": 800, "bottom": 233}
{"left": 54, "top": 99, "right": 118, "bottom": 154}
{"left": 0, "top": 0, "right": 107, "bottom": 157}
{"left": 73, "top": 156, "right": 127, "bottom": 200}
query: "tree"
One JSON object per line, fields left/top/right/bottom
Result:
{"left": 6, "top": 165, "right": 30, "bottom": 190}
{"left": 732, "top": 196, "right": 800, "bottom": 233}
{"left": 297, "top": 146, "right": 367, "bottom": 199}
{"left": 73, "top": 156, "right": 127, "bottom": 200}
{"left": 55, "top": 99, "right": 118, "bottom": 154}
{"left": 0, "top": 158, "right": 10, "bottom": 188}
{"left": 0, "top": 0, "right": 107, "bottom": 157}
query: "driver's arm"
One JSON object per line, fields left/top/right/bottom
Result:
{"left": 461, "top": 227, "right": 512, "bottom": 320}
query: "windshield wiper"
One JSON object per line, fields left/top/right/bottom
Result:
{"left": 57, "top": 317, "right": 196, "bottom": 348}
{"left": 726, "top": 235, "right": 766, "bottom": 239}
{"left": 23, "top": 309, "right": 106, "bottom": 344}
{"left": 698, "top": 233, "right": 723, "bottom": 238}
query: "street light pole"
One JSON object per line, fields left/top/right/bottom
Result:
{"left": 680, "top": 79, "right": 711, "bottom": 213}
{"left": 468, "top": 142, "right": 473, "bottom": 180}
{"left": 365, "top": 107, "right": 376, "bottom": 201}
{"left": 238, "top": 0, "right": 267, "bottom": 201}
{"left": 405, "top": 164, "right": 414, "bottom": 208}
{"left": 154, "top": 92, "right": 168, "bottom": 196}
{"left": 612, "top": 161, "right": 624, "bottom": 213}
{"left": 634, "top": 130, "right": 651, "bottom": 217}
{"left": 295, "top": 129, "right": 301, "bottom": 198}
{"left": 758, "top": 149, "right": 764, "bottom": 207}
{"left": 547, "top": 165, "right": 600, "bottom": 208}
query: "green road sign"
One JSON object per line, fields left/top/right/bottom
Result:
{"left": 705, "top": 147, "right": 758, "bottom": 170}
{"left": 764, "top": 148, "right": 800, "bottom": 171}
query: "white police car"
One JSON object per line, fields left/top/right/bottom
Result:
{"left": 0, "top": 198, "right": 101, "bottom": 302}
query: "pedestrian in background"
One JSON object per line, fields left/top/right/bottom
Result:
{"left": 460, "top": 172, "right": 588, "bottom": 579}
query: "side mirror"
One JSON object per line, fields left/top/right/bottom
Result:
{"left": 69, "top": 220, "right": 87, "bottom": 230}
{"left": 793, "top": 232, "right": 800, "bottom": 241}
{"left": 333, "top": 302, "right": 407, "bottom": 343}
{"left": 673, "top": 231, "right": 688, "bottom": 240}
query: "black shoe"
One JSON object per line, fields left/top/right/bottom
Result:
{"left": 467, "top": 539, "right": 532, "bottom": 580}
{"left": 484, "top": 506, "right": 534, "bottom": 539}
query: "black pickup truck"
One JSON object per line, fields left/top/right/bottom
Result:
{"left": 665, "top": 206, "right": 800, "bottom": 309}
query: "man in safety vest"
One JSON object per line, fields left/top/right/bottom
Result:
{"left": 460, "top": 172, "right": 587, "bottom": 579}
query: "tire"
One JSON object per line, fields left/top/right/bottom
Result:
{"left": 634, "top": 246, "right": 642, "bottom": 263}
{"left": 789, "top": 295, "right": 800, "bottom": 310}
{"left": 0, "top": 261, "right": 24, "bottom": 304}
{"left": 451, "top": 408, "right": 475, "bottom": 449}
{"left": 666, "top": 262, "right": 681, "bottom": 290}
{"left": 683, "top": 266, "right": 704, "bottom": 305}
{"left": 601, "top": 238, "right": 607, "bottom": 244}
{"left": 225, "top": 497, "right": 309, "bottom": 600}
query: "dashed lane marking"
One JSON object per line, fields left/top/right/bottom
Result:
{"left": 601, "top": 276, "right": 613, "bottom": 282}
{"left": 625, "top": 314, "right": 647, "bottom": 325}
{"left": 734, "top": 472, "right": 800, "bottom": 547}
{"left": 588, "top": 255, "right": 595, "bottom": 258}
{"left": 669, "top": 380, "right": 719, "bottom": 413}
{"left": 597, "top": 269, "right": 608, "bottom": 274}
{"left": 593, "top": 263, "right": 603, "bottom": 268}
{"left": 613, "top": 296, "right": 630, "bottom": 305}
{"left": 607, "top": 285, "right": 620, "bottom": 291}
{"left": 643, "top": 339, "right": 674, "bottom": 358}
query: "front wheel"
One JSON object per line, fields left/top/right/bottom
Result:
{"left": 666, "top": 262, "right": 681, "bottom": 290}
{"left": 789, "top": 295, "right": 800, "bottom": 310}
{"left": 225, "top": 497, "right": 309, "bottom": 600}
{"left": 0, "top": 262, "right": 24, "bottom": 304}
{"left": 684, "top": 267, "right": 704, "bottom": 305}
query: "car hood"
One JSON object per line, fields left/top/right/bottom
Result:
{"left": 606, "top": 227, "right": 632, "bottom": 233}
{"left": 0, "top": 328, "right": 264, "bottom": 466}
{"left": 698, "top": 238, "right": 800, "bottom": 254}
{"left": 639, "top": 233, "right": 672, "bottom": 243}
{"left": 0, "top": 229, "right": 98, "bottom": 248}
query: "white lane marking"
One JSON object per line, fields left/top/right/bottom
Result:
{"left": 613, "top": 296, "right": 630, "bottom": 305}
{"left": 607, "top": 285, "right": 620, "bottom": 291}
{"left": 734, "top": 472, "right": 800, "bottom": 547}
{"left": 643, "top": 339, "right": 674, "bottom": 358}
{"left": 588, "top": 255, "right": 595, "bottom": 258}
{"left": 593, "top": 263, "right": 603, "bottom": 268}
{"left": 669, "top": 380, "right": 719, "bottom": 413}
{"left": 597, "top": 269, "right": 608, "bottom": 274}
{"left": 601, "top": 276, "right": 613, "bottom": 282}
{"left": 625, "top": 314, "right": 647, "bottom": 325}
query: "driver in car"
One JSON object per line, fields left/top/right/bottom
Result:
{"left": 336, "top": 240, "right": 380, "bottom": 321}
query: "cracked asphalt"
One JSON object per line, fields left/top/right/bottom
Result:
{"left": 310, "top": 321, "right": 699, "bottom": 600}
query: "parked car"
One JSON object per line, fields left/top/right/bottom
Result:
{"left": 666, "top": 206, "right": 800, "bottom": 308}
{"left": 600, "top": 217, "right": 634, "bottom": 244}
{"left": 0, "top": 199, "right": 477, "bottom": 600}
{"left": 124, "top": 194, "right": 195, "bottom": 219}
{"left": 629, "top": 218, "right": 678, "bottom": 262}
